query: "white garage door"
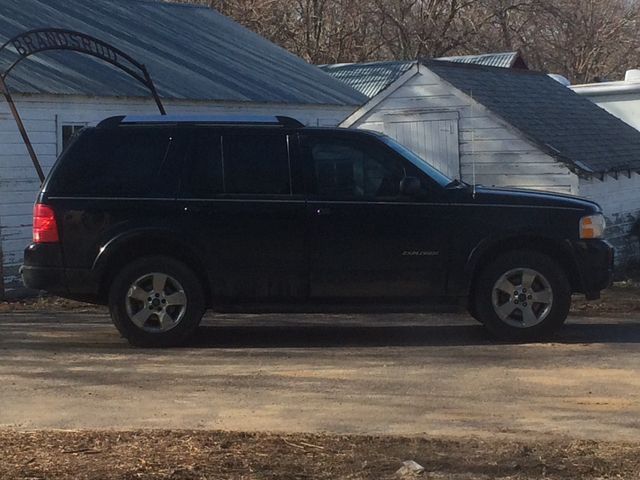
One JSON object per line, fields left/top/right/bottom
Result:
{"left": 383, "top": 111, "right": 460, "bottom": 179}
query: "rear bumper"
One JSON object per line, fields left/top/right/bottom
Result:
{"left": 21, "top": 265, "right": 67, "bottom": 294}
{"left": 22, "top": 243, "right": 102, "bottom": 302}
{"left": 571, "top": 239, "right": 614, "bottom": 299}
{"left": 22, "top": 243, "right": 67, "bottom": 294}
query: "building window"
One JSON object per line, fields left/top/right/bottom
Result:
{"left": 60, "top": 123, "right": 88, "bottom": 153}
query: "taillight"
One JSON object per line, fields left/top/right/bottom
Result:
{"left": 33, "top": 204, "right": 60, "bottom": 243}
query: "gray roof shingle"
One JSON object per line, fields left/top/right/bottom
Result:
{"left": 320, "top": 52, "right": 526, "bottom": 99}
{"left": 424, "top": 60, "right": 640, "bottom": 174}
{"left": 0, "top": 0, "right": 367, "bottom": 105}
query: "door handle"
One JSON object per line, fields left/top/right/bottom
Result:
{"left": 315, "top": 207, "right": 331, "bottom": 216}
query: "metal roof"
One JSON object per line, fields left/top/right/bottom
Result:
{"left": 437, "top": 51, "right": 526, "bottom": 69}
{"left": 318, "top": 61, "right": 415, "bottom": 99}
{"left": 0, "top": 0, "right": 367, "bottom": 105}
{"left": 320, "top": 52, "right": 527, "bottom": 99}
{"left": 425, "top": 60, "right": 640, "bottom": 175}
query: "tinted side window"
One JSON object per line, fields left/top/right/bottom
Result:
{"left": 48, "top": 128, "right": 181, "bottom": 197}
{"left": 303, "top": 136, "right": 406, "bottom": 199}
{"left": 223, "top": 134, "right": 290, "bottom": 195}
{"left": 182, "top": 131, "right": 224, "bottom": 198}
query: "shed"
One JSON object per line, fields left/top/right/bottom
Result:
{"left": 0, "top": 0, "right": 366, "bottom": 293}
{"left": 336, "top": 60, "right": 640, "bottom": 267}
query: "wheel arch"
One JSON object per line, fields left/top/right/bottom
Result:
{"left": 465, "top": 235, "right": 582, "bottom": 307}
{"left": 94, "top": 228, "right": 212, "bottom": 305}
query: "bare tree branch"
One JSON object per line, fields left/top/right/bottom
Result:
{"left": 167, "top": 0, "right": 640, "bottom": 82}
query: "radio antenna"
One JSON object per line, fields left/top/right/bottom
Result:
{"left": 470, "top": 89, "right": 477, "bottom": 199}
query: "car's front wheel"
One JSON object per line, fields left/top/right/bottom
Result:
{"left": 108, "top": 256, "right": 205, "bottom": 347}
{"left": 474, "top": 250, "right": 571, "bottom": 340}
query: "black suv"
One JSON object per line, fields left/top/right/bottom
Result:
{"left": 23, "top": 115, "right": 613, "bottom": 346}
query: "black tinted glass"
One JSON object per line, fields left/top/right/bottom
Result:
{"left": 223, "top": 134, "right": 290, "bottom": 195}
{"left": 183, "top": 131, "right": 224, "bottom": 198}
{"left": 305, "top": 136, "right": 406, "bottom": 199}
{"left": 48, "top": 128, "right": 180, "bottom": 197}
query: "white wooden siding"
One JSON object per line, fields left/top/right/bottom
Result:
{"left": 572, "top": 89, "right": 640, "bottom": 132}
{"left": 578, "top": 173, "right": 640, "bottom": 267}
{"left": 0, "top": 94, "right": 355, "bottom": 289}
{"left": 350, "top": 69, "right": 577, "bottom": 195}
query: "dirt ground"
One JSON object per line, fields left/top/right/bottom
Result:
{"left": 2, "top": 430, "right": 640, "bottom": 480}
{"left": 1, "top": 285, "right": 639, "bottom": 479}
{"left": 571, "top": 282, "right": 640, "bottom": 316}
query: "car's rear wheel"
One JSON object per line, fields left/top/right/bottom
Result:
{"left": 474, "top": 250, "right": 571, "bottom": 340}
{"left": 108, "top": 256, "right": 205, "bottom": 347}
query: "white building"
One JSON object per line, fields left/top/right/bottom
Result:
{"left": 0, "top": 0, "right": 366, "bottom": 293}
{"left": 325, "top": 59, "right": 640, "bottom": 268}
{"left": 572, "top": 70, "right": 640, "bottom": 131}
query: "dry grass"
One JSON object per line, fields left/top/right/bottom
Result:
{"left": 0, "top": 295, "right": 105, "bottom": 313}
{"left": 2, "top": 430, "right": 640, "bottom": 480}
{"left": 571, "top": 282, "right": 640, "bottom": 317}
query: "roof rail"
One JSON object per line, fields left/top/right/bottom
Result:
{"left": 97, "top": 114, "right": 304, "bottom": 128}
{"left": 275, "top": 116, "right": 304, "bottom": 127}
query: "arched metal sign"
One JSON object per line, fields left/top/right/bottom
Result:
{"left": 0, "top": 29, "right": 167, "bottom": 182}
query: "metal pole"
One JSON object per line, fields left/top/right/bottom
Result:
{"left": 0, "top": 242, "right": 4, "bottom": 301}
{"left": 0, "top": 76, "right": 45, "bottom": 183}
{"left": 142, "top": 66, "right": 166, "bottom": 115}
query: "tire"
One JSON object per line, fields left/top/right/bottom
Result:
{"left": 108, "top": 256, "right": 205, "bottom": 347}
{"left": 474, "top": 250, "right": 571, "bottom": 341}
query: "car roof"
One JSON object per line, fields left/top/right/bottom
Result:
{"left": 97, "top": 115, "right": 306, "bottom": 128}
{"left": 95, "top": 115, "right": 384, "bottom": 138}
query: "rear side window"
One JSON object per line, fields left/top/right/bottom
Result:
{"left": 183, "top": 131, "right": 291, "bottom": 198}
{"left": 223, "top": 134, "right": 290, "bottom": 195}
{"left": 182, "top": 132, "right": 224, "bottom": 198}
{"left": 47, "top": 128, "right": 181, "bottom": 197}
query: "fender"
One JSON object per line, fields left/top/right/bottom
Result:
{"left": 448, "top": 232, "right": 580, "bottom": 297}
{"left": 92, "top": 225, "right": 206, "bottom": 274}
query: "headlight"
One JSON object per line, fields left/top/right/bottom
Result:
{"left": 580, "top": 214, "right": 606, "bottom": 239}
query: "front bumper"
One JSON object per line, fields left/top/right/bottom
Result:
{"left": 571, "top": 239, "right": 614, "bottom": 299}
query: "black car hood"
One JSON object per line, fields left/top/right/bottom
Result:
{"left": 466, "top": 185, "right": 601, "bottom": 213}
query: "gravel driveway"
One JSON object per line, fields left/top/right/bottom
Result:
{"left": 1, "top": 311, "right": 639, "bottom": 441}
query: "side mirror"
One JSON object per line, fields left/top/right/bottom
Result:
{"left": 400, "top": 176, "right": 421, "bottom": 196}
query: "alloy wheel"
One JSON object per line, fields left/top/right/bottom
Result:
{"left": 491, "top": 268, "right": 554, "bottom": 328}
{"left": 125, "top": 272, "right": 187, "bottom": 333}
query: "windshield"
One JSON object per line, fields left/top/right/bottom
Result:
{"left": 378, "top": 134, "right": 453, "bottom": 187}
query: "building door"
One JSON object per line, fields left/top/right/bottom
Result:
{"left": 384, "top": 111, "right": 460, "bottom": 179}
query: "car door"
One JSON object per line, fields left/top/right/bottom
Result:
{"left": 301, "top": 131, "right": 450, "bottom": 301}
{"left": 179, "top": 127, "right": 308, "bottom": 301}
